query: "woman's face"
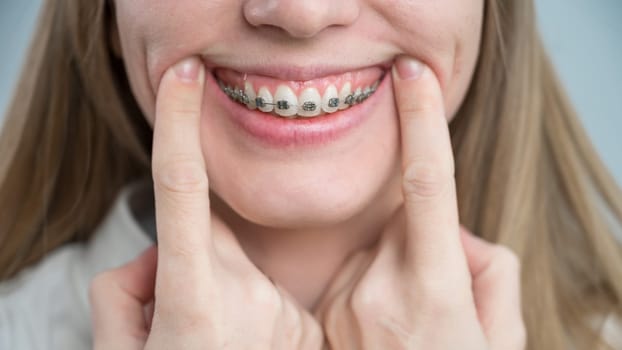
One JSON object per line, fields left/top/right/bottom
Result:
{"left": 111, "top": 0, "right": 483, "bottom": 228}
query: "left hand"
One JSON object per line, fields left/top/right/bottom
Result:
{"left": 312, "top": 56, "right": 526, "bottom": 350}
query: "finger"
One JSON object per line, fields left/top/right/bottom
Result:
{"left": 320, "top": 284, "right": 364, "bottom": 350}
{"left": 272, "top": 282, "right": 325, "bottom": 350}
{"left": 312, "top": 249, "right": 373, "bottom": 320}
{"left": 90, "top": 246, "right": 157, "bottom": 350}
{"left": 151, "top": 57, "right": 214, "bottom": 300}
{"left": 392, "top": 55, "right": 468, "bottom": 281}
{"left": 460, "top": 228, "right": 525, "bottom": 349}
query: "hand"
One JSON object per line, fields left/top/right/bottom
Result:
{"left": 89, "top": 57, "right": 324, "bottom": 350}
{"left": 313, "top": 56, "right": 526, "bottom": 350}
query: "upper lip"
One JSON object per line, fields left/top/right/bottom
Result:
{"left": 202, "top": 57, "right": 393, "bottom": 81}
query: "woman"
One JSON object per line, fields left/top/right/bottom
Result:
{"left": 0, "top": 0, "right": 621, "bottom": 349}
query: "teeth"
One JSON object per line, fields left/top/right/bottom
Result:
{"left": 298, "top": 88, "right": 322, "bottom": 117}
{"left": 322, "top": 85, "right": 339, "bottom": 114}
{"left": 257, "top": 87, "right": 274, "bottom": 113}
{"left": 273, "top": 85, "right": 298, "bottom": 117}
{"left": 338, "top": 82, "right": 352, "bottom": 110}
{"left": 361, "top": 87, "right": 372, "bottom": 102}
{"left": 353, "top": 87, "right": 362, "bottom": 104}
{"left": 371, "top": 80, "right": 379, "bottom": 91}
{"left": 218, "top": 76, "right": 381, "bottom": 118}
{"left": 244, "top": 82, "right": 257, "bottom": 110}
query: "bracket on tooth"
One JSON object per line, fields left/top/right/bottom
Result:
{"left": 220, "top": 79, "right": 379, "bottom": 114}
{"left": 277, "top": 101, "right": 290, "bottom": 110}
{"left": 234, "top": 89, "right": 246, "bottom": 103}
{"left": 255, "top": 97, "right": 266, "bottom": 108}
{"left": 302, "top": 102, "right": 317, "bottom": 112}
{"left": 344, "top": 95, "right": 356, "bottom": 106}
{"left": 240, "top": 94, "right": 250, "bottom": 105}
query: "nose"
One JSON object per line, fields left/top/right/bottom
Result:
{"left": 243, "top": 0, "right": 360, "bottom": 38}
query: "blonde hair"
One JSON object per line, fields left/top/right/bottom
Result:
{"left": 1, "top": 0, "right": 621, "bottom": 348}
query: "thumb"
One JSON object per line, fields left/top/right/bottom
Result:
{"left": 89, "top": 245, "right": 158, "bottom": 350}
{"left": 459, "top": 227, "right": 525, "bottom": 349}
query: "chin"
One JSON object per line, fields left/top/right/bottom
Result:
{"left": 209, "top": 164, "right": 395, "bottom": 230}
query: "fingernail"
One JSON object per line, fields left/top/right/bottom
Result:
{"left": 173, "top": 57, "right": 202, "bottom": 82}
{"left": 393, "top": 56, "right": 424, "bottom": 81}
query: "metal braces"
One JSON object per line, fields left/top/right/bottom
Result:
{"left": 220, "top": 84, "right": 378, "bottom": 112}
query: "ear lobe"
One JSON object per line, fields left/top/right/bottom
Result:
{"left": 106, "top": 1, "right": 123, "bottom": 60}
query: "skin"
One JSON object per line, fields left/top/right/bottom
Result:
{"left": 90, "top": 0, "right": 525, "bottom": 348}
{"left": 107, "top": 0, "right": 483, "bottom": 310}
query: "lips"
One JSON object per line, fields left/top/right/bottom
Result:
{"left": 214, "top": 66, "right": 386, "bottom": 118}
{"left": 204, "top": 62, "right": 391, "bottom": 147}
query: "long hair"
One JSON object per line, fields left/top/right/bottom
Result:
{"left": 1, "top": 0, "right": 621, "bottom": 348}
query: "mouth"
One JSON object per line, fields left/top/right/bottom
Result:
{"left": 213, "top": 67, "right": 386, "bottom": 119}
{"left": 205, "top": 61, "right": 392, "bottom": 148}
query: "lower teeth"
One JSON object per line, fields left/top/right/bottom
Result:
{"left": 218, "top": 78, "right": 381, "bottom": 118}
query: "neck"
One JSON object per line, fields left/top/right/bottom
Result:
{"left": 210, "top": 177, "right": 402, "bottom": 311}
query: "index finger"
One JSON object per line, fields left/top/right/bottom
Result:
{"left": 151, "top": 57, "right": 214, "bottom": 291}
{"left": 392, "top": 56, "right": 469, "bottom": 281}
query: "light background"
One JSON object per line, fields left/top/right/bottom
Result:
{"left": 1, "top": 0, "right": 621, "bottom": 184}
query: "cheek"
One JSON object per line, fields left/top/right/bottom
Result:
{"left": 445, "top": 4, "right": 483, "bottom": 120}
{"left": 112, "top": 0, "right": 231, "bottom": 125}
{"left": 112, "top": 1, "right": 160, "bottom": 124}
{"left": 436, "top": 2, "right": 483, "bottom": 121}
{"left": 380, "top": 0, "right": 483, "bottom": 119}
{"left": 113, "top": 1, "right": 188, "bottom": 125}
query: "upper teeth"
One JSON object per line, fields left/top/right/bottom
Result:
{"left": 218, "top": 78, "right": 381, "bottom": 118}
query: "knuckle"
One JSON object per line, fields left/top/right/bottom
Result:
{"left": 401, "top": 99, "right": 438, "bottom": 117}
{"left": 280, "top": 301, "right": 304, "bottom": 344}
{"left": 171, "top": 106, "right": 201, "bottom": 119}
{"left": 157, "top": 317, "right": 206, "bottom": 338}
{"left": 513, "top": 324, "right": 528, "bottom": 350}
{"left": 158, "top": 90, "right": 202, "bottom": 119}
{"left": 497, "top": 320, "right": 527, "bottom": 350}
{"left": 159, "top": 106, "right": 200, "bottom": 121}
{"left": 275, "top": 285, "right": 303, "bottom": 330}
{"left": 152, "top": 284, "right": 214, "bottom": 329}
{"left": 302, "top": 318, "right": 325, "bottom": 349}
{"left": 153, "top": 302, "right": 211, "bottom": 334}
{"left": 417, "top": 276, "right": 470, "bottom": 316}
{"left": 322, "top": 305, "right": 344, "bottom": 345}
{"left": 165, "top": 242, "right": 204, "bottom": 265}
{"left": 153, "top": 158, "right": 208, "bottom": 194}
{"left": 88, "top": 271, "right": 116, "bottom": 303}
{"left": 402, "top": 160, "right": 454, "bottom": 200}
{"left": 247, "top": 279, "right": 282, "bottom": 310}
{"left": 287, "top": 310, "right": 303, "bottom": 340}
{"left": 493, "top": 246, "right": 521, "bottom": 274}
{"left": 349, "top": 285, "right": 382, "bottom": 320}
{"left": 316, "top": 298, "right": 338, "bottom": 333}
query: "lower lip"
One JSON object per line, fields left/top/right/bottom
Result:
{"left": 205, "top": 71, "right": 389, "bottom": 148}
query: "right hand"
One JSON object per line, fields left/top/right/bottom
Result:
{"left": 89, "top": 56, "right": 325, "bottom": 350}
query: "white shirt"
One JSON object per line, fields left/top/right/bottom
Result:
{"left": 0, "top": 179, "right": 155, "bottom": 350}
{"left": 0, "top": 179, "right": 620, "bottom": 349}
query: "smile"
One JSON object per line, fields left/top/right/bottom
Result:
{"left": 213, "top": 67, "right": 386, "bottom": 119}
{"left": 205, "top": 61, "right": 391, "bottom": 148}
